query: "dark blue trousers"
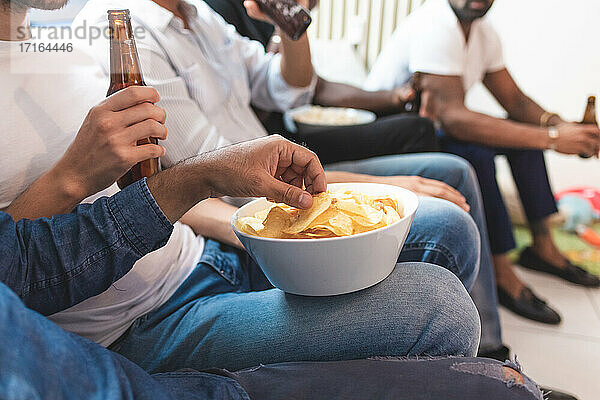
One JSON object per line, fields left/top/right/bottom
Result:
{"left": 441, "top": 134, "right": 558, "bottom": 254}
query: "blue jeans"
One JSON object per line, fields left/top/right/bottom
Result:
{"left": 327, "top": 153, "right": 503, "bottom": 353}
{"left": 110, "top": 213, "right": 481, "bottom": 373}
{"left": 0, "top": 282, "right": 541, "bottom": 400}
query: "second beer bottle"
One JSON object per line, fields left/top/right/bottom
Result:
{"left": 107, "top": 9, "right": 161, "bottom": 189}
{"left": 579, "top": 96, "right": 597, "bottom": 159}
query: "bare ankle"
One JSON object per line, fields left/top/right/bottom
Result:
{"left": 493, "top": 254, "right": 525, "bottom": 298}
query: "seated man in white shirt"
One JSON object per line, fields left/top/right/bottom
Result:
{"left": 366, "top": 0, "right": 600, "bottom": 328}
{"left": 1, "top": 0, "right": 482, "bottom": 377}
{"left": 74, "top": 0, "right": 513, "bottom": 361}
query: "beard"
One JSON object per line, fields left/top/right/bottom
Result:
{"left": 1, "top": 0, "right": 68, "bottom": 11}
{"left": 450, "top": 0, "right": 493, "bottom": 22}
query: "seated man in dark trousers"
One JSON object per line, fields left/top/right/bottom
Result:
{"left": 367, "top": 0, "right": 600, "bottom": 324}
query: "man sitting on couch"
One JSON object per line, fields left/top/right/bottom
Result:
{"left": 2, "top": 0, "right": 483, "bottom": 375}
{"left": 0, "top": 129, "right": 538, "bottom": 399}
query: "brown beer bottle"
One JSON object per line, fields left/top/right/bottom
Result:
{"left": 579, "top": 96, "right": 597, "bottom": 158}
{"left": 107, "top": 9, "right": 161, "bottom": 189}
{"left": 582, "top": 96, "right": 597, "bottom": 125}
{"left": 403, "top": 72, "right": 422, "bottom": 114}
{"left": 254, "top": 0, "right": 311, "bottom": 40}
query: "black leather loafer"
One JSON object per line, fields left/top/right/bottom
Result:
{"left": 518, "top": 247, "right": 600, "bottom": 287}
{"left": 497, "top": 285, "right": 562, "bottom": 325}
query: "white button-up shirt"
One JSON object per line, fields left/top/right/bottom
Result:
{"left": 75, "top": 0, "right": 316, "bottom": 168}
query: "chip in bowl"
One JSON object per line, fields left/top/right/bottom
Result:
{"left": 236, "top": 190, "right": 404, "bottom": 239}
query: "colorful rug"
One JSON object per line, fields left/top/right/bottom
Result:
{"left": 509, "top": 224, "right": 600, "bottom": 276}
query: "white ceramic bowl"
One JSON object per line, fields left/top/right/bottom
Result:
{"left": 231, "top": 183, "right": 419, "bottom": 296}
{"left": 283, "top": 105, "right": 376, "bottom": 134}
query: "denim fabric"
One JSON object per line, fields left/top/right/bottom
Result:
{"left": 326, "top": 153, "right": 503, "bottom": 352}
{"left": 226, "top": 358, "right": 543, "bottom": 400}
{"left": 110, "top": 231, "right": 480, "bottom": 373}
{"left": 441, "top": 137, "right": 558, "bottom": 254}
{"left": 0, "top": 281, "right": 249, "bottom": 400}
{"left": 0, "top": 179, "right": 173, "bottom": 316}
{"left": 0, "top": 281, "right": 533, "bottom": 400}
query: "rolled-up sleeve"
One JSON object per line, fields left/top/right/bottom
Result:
{"left": 0, "top": 179, "right": 173, "bottom": 315}
{"left": 221, "top": 19, "right": 317, "bottom": 112}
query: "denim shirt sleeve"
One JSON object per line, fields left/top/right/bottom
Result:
{"left": 0, "top": 179, "right": 173, "bottom": 316}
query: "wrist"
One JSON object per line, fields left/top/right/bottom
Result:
{"left": 546, "top": 126, "right": 560, "bottom": 151}
{"left": 45, "top": 166, "right": 88, "bottom": 206}
{"left": 388, "top": 90, "right": 402, "bottom": 108}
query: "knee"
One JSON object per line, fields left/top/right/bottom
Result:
{"left": 431, "top": 154, "right": 477, "bottom": 190}
{"left": 387, "top": 115, "right": 438, "bottom": 152}
{"left": 422, "top": 266, "right": 481, "bottom": 356}
{"left": 416, "top": 199, "right": 481, "bottom": 289}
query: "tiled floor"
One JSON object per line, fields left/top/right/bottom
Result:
{"left": 500, "top": 267, "right": 600, "bottom": 400}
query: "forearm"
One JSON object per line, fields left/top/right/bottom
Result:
{"left": 179, "top": 198, "right": 243, "bottom": 249}
{"left": 4, "top": 167, "right": 87, "bottom": 221}
{"left": 441, "top": 108, "right": 552, "bottom": 149}
{"left": 314, "top": 78, "right": 396, "bottom": 113}
{"left": 2, "top": 180, "right": 173, "bottom": 315}
{"left": 325, "top": 170, "right": 380, "bottom": 184}
{"left": 279, "top": 33, "right": 313, "bottom": 87}
{"left": 507, "top": 95, "right": 564, "bottom": 126}
{"left": 146, "top": 156, "right": 214, "bottom": 224}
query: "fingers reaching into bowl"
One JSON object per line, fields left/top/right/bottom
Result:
{"left": 207, "top": 135, "right": 327, "bottom": 209}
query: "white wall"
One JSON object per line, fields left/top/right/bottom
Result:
{"left": 467, "top": 0, "right": 600, "bottom": 192}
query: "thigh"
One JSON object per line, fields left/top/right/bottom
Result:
{"left": 300, "top": 115, "right": 437, "bottom": 164}
{"left": 400, "top": 197, "right": 480, "bottom": 290}
{"left": 329, "top": 156, "right": 480, "bottom": 289}
{"left": 227, "top": 358, "right": 543, "bottom": 400}
{"left": 0, "top": 283, "right": 178, "bottom": 400}
{"left": 326, "top": 152, "right": 470, "bottom": 185}
{"left": 114, "top": 263, "right": 480, "bottom": 373}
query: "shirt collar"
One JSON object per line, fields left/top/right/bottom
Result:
{"left": 121, "top": 0, "right": 197, "bottom": 33}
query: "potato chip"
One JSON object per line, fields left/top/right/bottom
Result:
{"left": 334, "top": 200, "right": 384, "bottom": 226}
{"left": 308, "top": 209, "right": 354, "bottom": 236}
{"left": 235, "top": 189, "right": 404, "bottom": 239}
{"left": 284, "top": 193, "right": 332, "bottom": 234}
{"left": 236, "top": 217, "right": 264, "bottom": 236}
{"left": 260, "top": 206, "right": 294, "bottom": 238}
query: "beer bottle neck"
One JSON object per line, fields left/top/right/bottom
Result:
{"left": 108, "top": 15, "right": 145, "bottom": 92}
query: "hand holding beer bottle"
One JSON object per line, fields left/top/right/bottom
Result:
{"left": 54, "top": 86, "right": 166, "bottom": 203}
{"left": 107, "top": 9, "right": 162, "bottom": 188}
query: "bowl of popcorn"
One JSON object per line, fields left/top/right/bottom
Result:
{"left": 283, "top": 105, "right": 376, "bottom": 134}
{"left": 231, "top": 183, "right": 418, "bottom": 296}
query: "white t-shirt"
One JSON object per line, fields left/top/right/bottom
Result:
{"left": 364, "top": 0, "right": 505, "bottom": 92}
{"left": 0, "top": 38, "right": 202, "bottom": 346}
